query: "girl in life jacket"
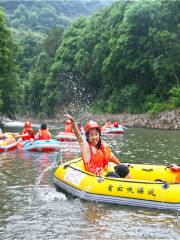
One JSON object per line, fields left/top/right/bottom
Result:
{"left": 64, "top": 120, "right": 74, "bottom": 133}
{"left": 0, "top": 128, "right": 6, "bottom": 140}
{"left": 21, "top": 121, "right": 35, "bottom": 141}
{"left": 36, "top": 124, "right": 51, "bottom": 140}
{"left": 64, "top": 114, "right": 131, "bottom": 178}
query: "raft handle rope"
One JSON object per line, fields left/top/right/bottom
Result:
{"left": 64, "top": 164, "right": 70, "bottom": 169}
{"left": 142, "top": 168, "right": 153, "bottom": 172}
{"left": 155, "top": 179, "right": 166, "bottom": 183}
{"left": 155, "top": 179, "right": 169, "bottom": 189}
{"left": 63, "top": 158, "right": 82, "bottom": 169}
{"left": 165, "top": 164, "right": 180, "bottom": 170}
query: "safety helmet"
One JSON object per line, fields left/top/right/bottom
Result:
{"left": 85, "top": 120, "right": 100, "bottom": 132}
{"left": 24, "top": 120, "right": 31, "bottom": 128}
{"left": 113, "top": 121, "right": 119, "bottom": 128}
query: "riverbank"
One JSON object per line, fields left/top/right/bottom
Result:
{"left": 90, "top": 109, "right": 180, "bottom": 130}
{"left": 50, "top": 109, "right": 180, "bottom": 130}
{"left": 35, "top": 109, "right": 180, "bottom": 130}
{"left": 1, "top": 109, "right": 180, "bottom": 130}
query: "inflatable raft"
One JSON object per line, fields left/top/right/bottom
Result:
{"left": 56, "top": 132, "right": 77, "bottom": 142}
{"left": 17, "top": 139, "right": 60, "bottom": 152}
{"left": 101, "top": 126, "right": 126, "bottom": 135}
{"left": 0, "top": 134, "right": 17, "bottom": 153}
{"left": 54, "top": 158, "right": 180, "bottom": 211}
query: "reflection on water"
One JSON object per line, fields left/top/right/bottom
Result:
{"left": 81, "top": 203, "right": 180, "bottom": 240}
{"left": 113, "top": 128, "right": 180, "bottom": 165}
{"left": 0, "top": 126, "right": 179, "bottom": 239}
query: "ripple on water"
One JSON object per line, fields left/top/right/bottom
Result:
{"left": 30, "top": 186, "right": 67, "bottom": 204}
{"left": 0, "top": 127, "right": 180, "bottom": 239}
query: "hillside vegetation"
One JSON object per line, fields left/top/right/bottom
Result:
{"left": 0, "top": 0, "right": 179, "bottom": 119}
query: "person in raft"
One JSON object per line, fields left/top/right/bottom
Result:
{"left": 169, "top": 164, "right": 180, "bottom": 183}
{"left": 65, "top": 114, "right": 131, "bottom": 178}
{"left": 113, "top": 121, "right": 119, "bottom": 128}
{"left": 101, "top": 120, "right": 113, "bottom": 131}
{"left": 35, "top": 123, "right": 51, "bottom": 140}
{"left": 0, "top": 128, "right": 7, "bottom": 140}
{"left": 21, "top": 120, "right": 35, "bottom": 141}
{"left": 64, "top": 119, "right": 74, "bottom": 133}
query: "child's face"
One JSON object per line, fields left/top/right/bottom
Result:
{"left": 88, "top": 128, "right": 100, "bottom": 146}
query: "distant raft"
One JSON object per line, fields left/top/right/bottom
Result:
{"left": 17, "top": 139, "right": 60, "bottom": 152}
{"left": 101, "top": 126, "right": 127, "bottom": 135}
{"left": 54, "top": 158, "right": 180, "bottom": 211}
{"left": 0, "top": 134, "right": 17, "bottom": 153}
{"left": 56, "top": 132, "right": 77, "bottom": 142}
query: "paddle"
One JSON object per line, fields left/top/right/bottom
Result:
{"left": 8, "top": 132, "right": 29, "bottom": 139}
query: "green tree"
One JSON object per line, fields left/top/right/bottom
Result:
{"left": 42, "top": 18, "right": 87, "bottom": 115}
{"left": 27, "top": 27, "right": 64, "bottom": 116}
{"left": 0, "top": 9, "right": 20, "bottom": 119}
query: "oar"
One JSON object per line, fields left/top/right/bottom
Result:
{"left": 7, "top": 132, "right": 19, "bottom": 136}
{"left": 8, "top": 132, "right": 29, "bottom": 139}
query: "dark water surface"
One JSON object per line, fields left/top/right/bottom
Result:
{"left": 0, "top": 123, "right": 179, "bottom": 239}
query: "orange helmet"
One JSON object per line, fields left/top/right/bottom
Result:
{"left": 85, "top": 120, "right": 100, "bottom": 132}
{"left": 113, "top": 121, "right": 119, "bottom": 128}
{"left": 24, "top": 120, "right": 31, "bottom": 128}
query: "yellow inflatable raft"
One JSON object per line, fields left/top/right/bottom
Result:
{"left": 54, "top": 158, "right": 180, "bottom": 211}
{"left": 0, "top": 133, "right": 17, "bottom": 153}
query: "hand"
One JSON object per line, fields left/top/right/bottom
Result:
{"left": 64, "top": 113, "right": 75, "bottom": 123}
{"left": 168, "top": 163, "right": 180, "bottom": 171}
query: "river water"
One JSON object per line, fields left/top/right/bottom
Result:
{"left": 0, "top": 123, "right": 179, "bottom": 239}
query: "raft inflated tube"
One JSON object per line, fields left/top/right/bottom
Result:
{"left": 17, "top": 139, "right": 60, "bottom": 152}
{"left": 56, "top": 132, "right": 77, "bottom": 142}
{"left": 0, "top": 134, "right": 17, "bottom": 153}
{"left": 53, "top": 158, "right": 180, "bottom": 211}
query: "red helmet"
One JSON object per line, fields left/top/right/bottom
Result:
{"left": 85, "top": 120, "right": 100, "bottom": 132}
{"left": 24, "top": 120, "right": 31, "bottom": 128}
{"left": 113, "top": 121, "right": 119, "bottom": 128}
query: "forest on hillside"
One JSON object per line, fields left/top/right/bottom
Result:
{"left": 0, "top": 0, "right": 179, "bottom": 120}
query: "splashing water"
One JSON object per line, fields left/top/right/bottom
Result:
{"left": 63, "top": 73, "right": 92, "bottom": 120}
{"left": 33, "top": 165, "right": 53, "bottom": 190}
{"left": 53, "top": 146, "right": 63, "bottom": 167}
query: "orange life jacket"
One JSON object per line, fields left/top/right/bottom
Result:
{"left": 64, "top": 124, "right": 73, "bottom": 133}
{"left": 84, "top": 142, "right": 111, "bottom": 175}
{"left": 170, "top": 166, "right": 180, "bottom": 183}
{"left": 176, "top": 173, "right": 180, "bottom": 183}
{"left": 21, "top": 128, "right": 35, "bottom": 140}
{"left": 38, "top": 129, "right": 51, "bottom": 140}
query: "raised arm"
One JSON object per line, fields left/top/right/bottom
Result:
{"left": 110, "top": 153, "right": 120, "bottom": 164}
{"left": 64, "top": 114, "right": 83, "bottom": 142}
